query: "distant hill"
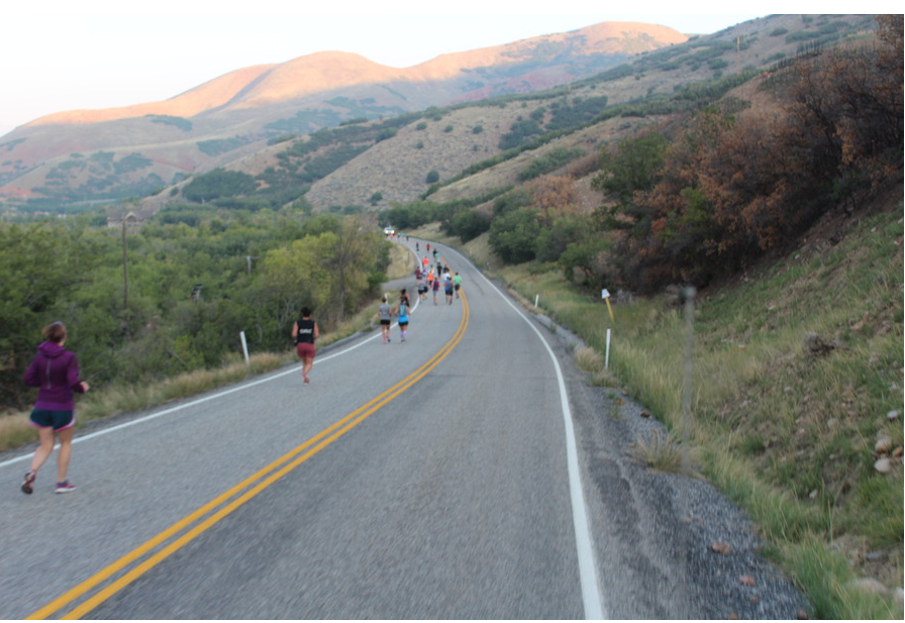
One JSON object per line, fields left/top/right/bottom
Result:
{"left": 0, "top": 15, "right": 878, "bottom": 212}
{"left": 0, "top": 21, "right": 688, "bottom": 208}
{"left": 199, "top": 14, "right": 878, "bottom": 214}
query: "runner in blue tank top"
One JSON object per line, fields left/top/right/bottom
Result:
{"left": 396, "top": 299, "right": 410, "bottom": 342}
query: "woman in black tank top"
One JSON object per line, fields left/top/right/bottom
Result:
{"left": 291, "top": 306, "right": 319, "bottom": 384}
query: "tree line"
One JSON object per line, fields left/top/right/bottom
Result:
{"left": 0, "top": 207, "right": 389, "bottom": 410}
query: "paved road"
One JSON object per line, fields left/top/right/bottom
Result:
{"left": 0, "top": 238, "right": 810, "bottom": 620}
{"left": 0, "top": 240, "right": 595, "bottom": 619}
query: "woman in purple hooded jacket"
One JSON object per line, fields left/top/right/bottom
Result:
{"left": 21, "top": 322, "right": 89, "bottom": 494}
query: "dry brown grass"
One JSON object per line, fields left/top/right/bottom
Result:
{"left": 386, "top": 242, "right": 415, "bottom": 280}
{"left": 628, "top": 429, "right": 686, "bottom": 474}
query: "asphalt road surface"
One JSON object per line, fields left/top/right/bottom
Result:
{"left": 0, "top": 239, "right": 809, "bottom": 620}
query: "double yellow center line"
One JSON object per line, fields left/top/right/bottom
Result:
{"left": 30, "top": 291, "right": 469, "bottom": 620}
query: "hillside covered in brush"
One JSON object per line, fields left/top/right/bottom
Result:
{"left": 0, "top": 15, "right": 878, "bottom": 212}
{"left": 0, "top": 20, "right": 687, "bottom": 208}
{"left": 145, "top": 13, "right": 881, "bottom": 219}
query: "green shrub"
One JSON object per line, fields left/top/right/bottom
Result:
{"left": 499, "top": 118, "right": 543, "bottom": 150}
{"left": 197, "top": 137, "right": 250, "bottom": 157}
{"left": 182, "top": 168, "right": 257, "bottom": 202}
{"left": 488, "top": 208, "right": 541, "bottom": 263}
{"left": 517, "top": 146, "right": 583, "bottom": 181}
{"left": 449, "top": 210, "right": 491, "bottom": 243}
{"left": 148, "top": 115, "right": 193, "bottom": 132}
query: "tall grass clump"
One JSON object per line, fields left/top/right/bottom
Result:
{"left": 574, "top": 346, "right": 620, "bottom": 388}
{"left": 0, "top": 412, "right": 33, "bottom": 451}
{"left": 629, "top": 429, "right": 686, "bottom": 474}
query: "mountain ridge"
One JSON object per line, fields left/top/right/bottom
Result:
{"left": 0, "top": 15, "right": 878, "bottom": 209}
{"left": 20, "top": 22, "right": 686, "bottom": 131}
{"left": 1, "top": 20, "right": 690, "bottom": 206}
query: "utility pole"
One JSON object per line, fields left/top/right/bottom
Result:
{"left": 122, "top": 218, "right": 129, "bottom": 311}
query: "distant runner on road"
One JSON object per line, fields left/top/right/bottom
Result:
{"left": 395, "top": 298, "right": 410, "bottom": 342}
{"left": 444, "top": 275, "right": 454, "bottom": 305}
{"left": 292, "top": 306, "right": 319, "bottom": 384}
{"left": 377, "top": 296, "right": 393, "bottom": 343}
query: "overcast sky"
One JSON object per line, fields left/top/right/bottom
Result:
{"left": 1, "top": 3, "right": 794, "bottom": 137}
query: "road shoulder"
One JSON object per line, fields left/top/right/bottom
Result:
{"left": 534, "top": 311, "right": 812, "bottom": 619}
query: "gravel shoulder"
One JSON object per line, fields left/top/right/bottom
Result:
{"left": 532, "top": 311, "right": 813, "bottom": 619}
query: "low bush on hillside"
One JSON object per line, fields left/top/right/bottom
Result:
{"left": 197, "top": 137, "right": 250, "bottom": 157}
{"left": 546, "top": 95, "right": 609, "bottom": 132}
{"left": 182, "top": 168, "right": 258, "bottom": 202}
{"left": 517, "top": 146, "right": 584, "bottom": 181}
{"left": 499, "top": 117, "right": 544, "bottom": 150}
{"left": 148, "top": 115, "right": 193, "bottom": 132}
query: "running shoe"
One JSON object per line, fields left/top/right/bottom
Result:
{"left": 55, "top": 481, "right": 76, "bottom": 494}
{"left": 21, "top": 470, "right": 36, "bottom": 494}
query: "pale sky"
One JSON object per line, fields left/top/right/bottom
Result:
{"left": 2, "top": 2, "right": 824, "bottom": 138}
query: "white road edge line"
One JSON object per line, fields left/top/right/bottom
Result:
{"left": 442, "top": 245, "right": 606, "bottom": 620}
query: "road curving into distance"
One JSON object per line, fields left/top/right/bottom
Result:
{"left": 0, "top": 239, "right": 601, "bottom": 619}
{"left": 1, "top": 238, "right": 810, "bottom": 619}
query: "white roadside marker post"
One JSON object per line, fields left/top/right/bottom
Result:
{"left": 602, "top": 289, "right": 614, "bottom": 369}
{"left": 240, "top": 330, "right": 250, "bottom": 364}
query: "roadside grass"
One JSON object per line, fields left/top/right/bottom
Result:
{"left": 462, "top": 234, "right": 504, "bottom": 273}
{"left": 574, "top": 346, "right": 621, "bottom": 388}
{"left": 628, "top": 429, "right": 686, "bottom": 474}
{"left": 473, "top": 209, "right": 903, "bottom": 619}
{"left": 0, "top": 413, "right": 32, "bottom": 451}
{"left": 574, "top": 346, "right": 604, "bottom": 372}
{"left": 386, "top": 241, "right": 415, "bottom": 280}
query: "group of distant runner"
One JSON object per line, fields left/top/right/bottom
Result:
{"left": 415, "top": 256, "right": 460, "bottom": 307}
{"left": 15, "top": 238, "right": 453, "bottom": 497}
{"left": 289, "top": 239, "right": 461, "bottom": 387}
{"left": 378, "top": 240, "right": 461, "bottom": 345}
